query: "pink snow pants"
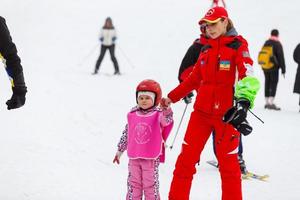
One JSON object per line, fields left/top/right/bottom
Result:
{"left": 126, "top": 158, "right": 160, "bottom": 200}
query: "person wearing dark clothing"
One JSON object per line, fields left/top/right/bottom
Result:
{"left": 293, "top": 43, "right": 300, "bottom": 111}
{"left": 93, "top": 17, "right": 120, "bottom": 75}
{"left": 261, "top": 29, "right": 286, "bottom": 110}
{"left": 178, "top": 38, "right": 203, "bottom": 104}
{"left": 178, "top": 35, "right": 247, "bottom": 174}
{"left": 0, "top": 16, "right": 27, "bottom": 110}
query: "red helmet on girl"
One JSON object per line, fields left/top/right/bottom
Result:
{"left": 136, "top": 79, "right": 162, "bottom": 106}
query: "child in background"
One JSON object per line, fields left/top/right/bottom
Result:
{"left": 113, "top": 79, "right": 174, "bottom": 200}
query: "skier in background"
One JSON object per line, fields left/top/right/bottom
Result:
{"left": 293, "top": 43, "right": 300, "bottom": 112}
{"left": 113, "top": 79, "right": 173, "bottom": 200}
{"left": 178, "top": 24, "right": 248, "bottom": 174}
{"left": 259, "top": 29, "right": 286, "bottom": 110}
{"left": 161, "top": 7, "right": 260, "bottom": 200}
{"left": 212, "top": 0, "right": 226, "bottom": 8}
{"left": 0, "top": 16, "right": 27, "bottom": 110}
{"left": 93, "top": 17, "right": 120, "bottom": 75}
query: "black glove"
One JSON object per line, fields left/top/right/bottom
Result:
{"left": 6, "top": 86, "right": 27, "bottom": 110}
{"left": 236, "top": 119, "right": 253, "bottom": 136}
{"left": 223, "top": 99, "right": 250, "bottom": 126}
{"left": 183, "top": 92, "right": 194, "bottom": 104}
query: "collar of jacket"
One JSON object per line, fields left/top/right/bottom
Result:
{"left": 269, "top": 35, "right": 280, "bottom": 42}
{"left": 130, "top": 106, "right": 160, "bottom": 113}
{"left": 201, "top": 27, "right": 239, "bottom": 46}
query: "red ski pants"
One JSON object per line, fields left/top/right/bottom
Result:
{"left": 168, "top": 110, "right": 242, "bottom": 200}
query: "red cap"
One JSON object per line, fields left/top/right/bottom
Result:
{"left": 199, "top": 7, "right": 228, "bottom": 25}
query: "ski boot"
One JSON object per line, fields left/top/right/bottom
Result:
{"left": 265, "top": 103, "right": 281, "bottom": 110}
{"left": 238, "top": 155, "right": 248, "bottom": 175}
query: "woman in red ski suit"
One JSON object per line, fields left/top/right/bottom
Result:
{"left": 161, "top": 7, "right": 259, "bottom": 200}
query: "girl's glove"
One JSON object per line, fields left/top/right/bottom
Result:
{"left": 113, "top": 151, "right": 123, "bottom": 164}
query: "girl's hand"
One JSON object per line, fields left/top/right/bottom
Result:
{"left": 113, "top": 155, "right": 120, "bottom": 164}
{"left": 113, "top": 151, "right": 122, "bottom": 164}
{"left": 160, "top": 97, "right": 172, "bottom": 109}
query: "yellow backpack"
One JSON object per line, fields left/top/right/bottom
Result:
{"left": 258, "top": 46, "right": 274, "bottom": 69}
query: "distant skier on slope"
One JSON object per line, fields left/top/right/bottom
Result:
{"left": 93, "top": 17, "right": 120, "bottom": 75}
{"left": 258, "top": 29, "right": 286, "bottom": 110}
{"left": 0, "top": 16, "right": 27, "bottom": 110}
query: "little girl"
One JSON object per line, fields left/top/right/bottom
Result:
{"left": 113, "top": 79, "right": 173, "bottom": 200}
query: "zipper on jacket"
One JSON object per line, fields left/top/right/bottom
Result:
{"left": 212, "top": 38, "right": 221, "bottom": 113}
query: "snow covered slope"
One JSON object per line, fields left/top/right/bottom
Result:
{"left": 0, "top": 0, "right": 300, "bottom": 199}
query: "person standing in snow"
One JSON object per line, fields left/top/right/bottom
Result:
{"left": 178, "top": 27, "right": 248, "bottom": 174}
{"left": 113, "top": 79, "right": 173, "bottom": 200}
{"left": 259, "top": 29, "right": 286, "bottom": 110}
{"left": 293, "top": 43, "right": 300, "bottom": 112}
{"left": 93, "top": 17, "right": 120, "bottom": 75}
{"left": 0, "top": 16, "right": 27, "bottom": 110}
{"left": 161, "top": 7, "right": 260, "bottom": 200}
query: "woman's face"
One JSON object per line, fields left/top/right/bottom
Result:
{"left": 205, "top": 18, "right": 228, "bottom": 39}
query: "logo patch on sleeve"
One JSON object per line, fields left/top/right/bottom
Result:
{"left": 219, "top": 60, "right": 231, "bottom": 71}
{"left": 242, "top": 51, "right": 250, "bottom": 58}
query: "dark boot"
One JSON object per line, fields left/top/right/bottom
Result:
{"left": 269, "top": 104, "right": 281, "bottom": 110}
{"left": 92, "top": 69, "right": 98, "bottom": 75}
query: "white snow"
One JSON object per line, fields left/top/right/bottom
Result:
{"left": 0, "top": 0, "right": 300, "bottom": 199}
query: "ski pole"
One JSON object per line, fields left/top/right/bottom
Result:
{"left": 248, "top": 109, "right": 264, "bottom": 124}
{"left": 78, "top": 44, "right": 98, "bottom": 67}
{"left": 169, "top": 103, "right": 189, "bottom": 150}
{"left": 117, "top": 45, "right": 136, "bottom": 69}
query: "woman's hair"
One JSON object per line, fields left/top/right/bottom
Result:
{"left": 103, "top": 17, "right": 114, "bottom": 29}
{"left": 203, "top": 18, "right": 234, "bottom": 38}
{"left": 226, "top": 18, "right": 234, "bottom": 32}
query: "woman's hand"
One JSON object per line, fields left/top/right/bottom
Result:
{"left": 160, "top": 97, "right": 172, "bottom": 109}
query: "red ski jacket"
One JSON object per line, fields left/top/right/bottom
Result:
{"left": 168, "top": 29, "right": 253, "bottom": 116}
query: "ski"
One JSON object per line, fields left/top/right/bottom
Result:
{"left": 243, "top": 172, "right": 269, "bottom": 181}
{"left": 206, "top": 160, "right": 269, "bottom": 181}
{"left": 206, "top": 160, "right": 218, "bottom": 168}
